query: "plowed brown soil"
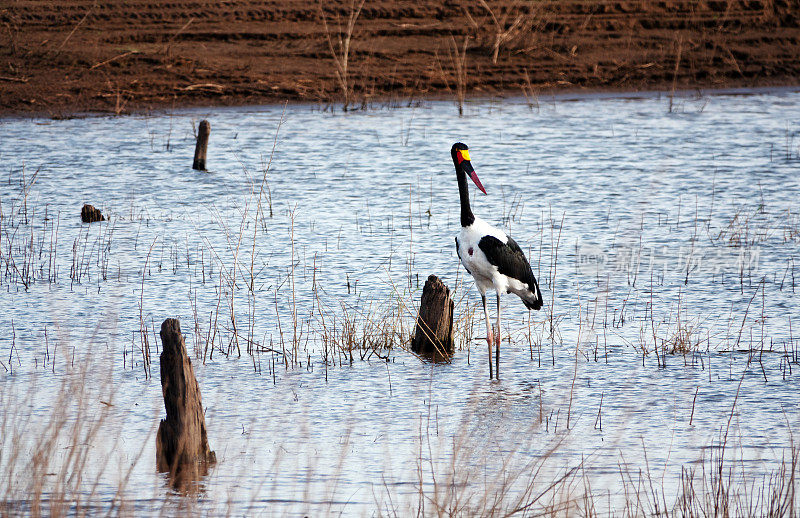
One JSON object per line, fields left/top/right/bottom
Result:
{"left": 2, "top": 0, "right": 799, "bottom": 117}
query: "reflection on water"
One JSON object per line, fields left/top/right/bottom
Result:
{"left": 1, "top": 88, "right": 799, "bottom": 514}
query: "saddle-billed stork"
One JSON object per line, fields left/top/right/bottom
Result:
{"left": 452, "top": 142, "right": 543, "bottom": 379}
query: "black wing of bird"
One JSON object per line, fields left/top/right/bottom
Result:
{"left": 478, "top": 235, "right": 543, "bottom": 310}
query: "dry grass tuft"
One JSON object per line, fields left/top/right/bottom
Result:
{"left": 318, "top": 0, "right": 366, "bottom": 112}
{"left": 665, "top": 319, "right": 702, "bottom": 355}
{"left": 1, "top": 349, "right": 146, "bottom": 516}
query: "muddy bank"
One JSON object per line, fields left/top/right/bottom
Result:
{"left": 1, "top": 0, "right": 799, "bottom": 117}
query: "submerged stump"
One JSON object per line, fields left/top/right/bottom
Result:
{"left": 411, "top": 275, "right": 454, "bottom": 356}
{"left": 192, "top": 120, "right": 210, "bottom": 171}
{"left": 156, "top": 318, "right": 215, "bottom": 481}
{"left": 80, "top": 204, "right": 105, "bottom": 223}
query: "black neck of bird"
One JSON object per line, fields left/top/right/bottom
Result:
{"left": 456, "top": 166, "right": 475, "bottom": 227}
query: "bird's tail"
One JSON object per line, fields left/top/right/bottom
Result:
{"left": 522, "top": 278, "right": 543, "bottom": 311}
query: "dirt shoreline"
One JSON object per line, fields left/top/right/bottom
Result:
{"left": 2, "top": 0, "right": 799, "bottom": 118}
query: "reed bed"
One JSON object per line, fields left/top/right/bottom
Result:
{"left": 2, "top": 96, "right": 799, "bottom": 515}
{"left": 1, "top": 155, "right": 798, "bottom": 373}
{"left": 2, "top": 186, "right": 796, "bottom": 513}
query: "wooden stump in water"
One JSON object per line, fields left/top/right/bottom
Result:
{"left": 411, "top": 275, "right": 454, "bottom": 356}
{"left": 156, "top": 318, "right": 215, "bottom": 478}
{"left": 192, "top": 120, "right": 210, "bottom": 171}
{"left": 80, "top": 204, "right": 105, "bottom": 223}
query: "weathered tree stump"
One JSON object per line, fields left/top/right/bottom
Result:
{"left": 411, "top": 275, "right": 454, "bottom": 356}
{"left": 156, "top": 318, "right": 215, "bottom": 478}
{"left": 192, "top": 120, "right": 210, "bottom": 171}
{"left": 80, "top": 204, "right": 105, "bottom": 223}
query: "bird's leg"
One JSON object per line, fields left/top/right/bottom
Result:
{"left": 495, "top": 293, "right": 501, "bottom": 379}
{"left": 482, "top": 294, "right": 493, "bottom": 379}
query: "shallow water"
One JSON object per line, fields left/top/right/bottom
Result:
{"left": 1, "top": 89, "right": 799, "bottom": 514}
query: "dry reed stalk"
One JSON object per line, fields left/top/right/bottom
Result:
{"left": 547, "top": 210, "right": 564, "bottom": 354}
{"left": 319, "top": 0, "right": 366, "bottom": 112}
{"left": 668, "top": 35, "right": 684, "bottom": 113}
{"left": 249, "top": 105, "right": 285, "bottom": 291}
{"left": 566, "top": 287, "right": 582, "bottom": 430}
{"left": 288, "top": 206, "right": 299, "bottom": 357}
{"left": 444, "top": 35, "right": 470, "bottom": 117}
{"left": 137, "top": 237, "right": 158, "bottom": 379}
{"left": 521, "top": 68, "right": 539, "bottom": 112}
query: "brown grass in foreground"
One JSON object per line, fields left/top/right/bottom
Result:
{"left": 2, "top": 357, "right": 797, "bottom": 516}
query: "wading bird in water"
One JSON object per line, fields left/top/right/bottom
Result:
{"left": 452, "top": 143, "right": 543, "bottom": 379}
